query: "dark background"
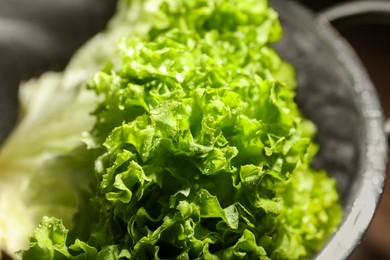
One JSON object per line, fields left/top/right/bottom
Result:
{"left": 297, "top": 0, "right": 390, "bottom": 259}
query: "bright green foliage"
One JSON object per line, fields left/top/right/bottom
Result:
{"left": 17, "top": 0, "right": 342, "bottom": 259}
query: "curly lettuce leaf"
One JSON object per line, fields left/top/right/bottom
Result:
{"left": 20, "top": 216, "right": 99, "bottom": 260}
{"left": 0, "top": 0, "right": 173, "bottom": 256}
{"left": 11, "top": 0, "right": 342, "bottom": 259}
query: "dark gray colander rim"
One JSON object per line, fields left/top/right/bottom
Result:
{"left": 314, "top": 2, "right": 389, "bottom": 259}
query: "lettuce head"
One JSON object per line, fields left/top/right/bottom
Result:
{"left": 0, "top": 0, "right": 342, "bottom": 259}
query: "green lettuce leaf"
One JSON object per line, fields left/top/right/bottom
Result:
{"left": 0, "top": 0, "right": 172, "bottom": 256}
{"left": 4, "top": 0, "right": 343, "bottom": 259}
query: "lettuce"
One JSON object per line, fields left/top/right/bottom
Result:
{"left": 0, "top": 0, "right": 342, "bottom": 259}
{"left": 0, "top": 0, "right": 166, "bottom": 256}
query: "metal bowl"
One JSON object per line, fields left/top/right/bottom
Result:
{"left": 272, "top": 1, "right": 388, "bottom": 259}
{"left": 0, "top": 0, "right": 388, "bottom": 259}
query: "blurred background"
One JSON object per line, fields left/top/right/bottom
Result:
{"left": 297, "top": 0, "right": 390, "bottom": 259}
{"left": 0, "top": 0, "right": 389, "bottom": 259}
